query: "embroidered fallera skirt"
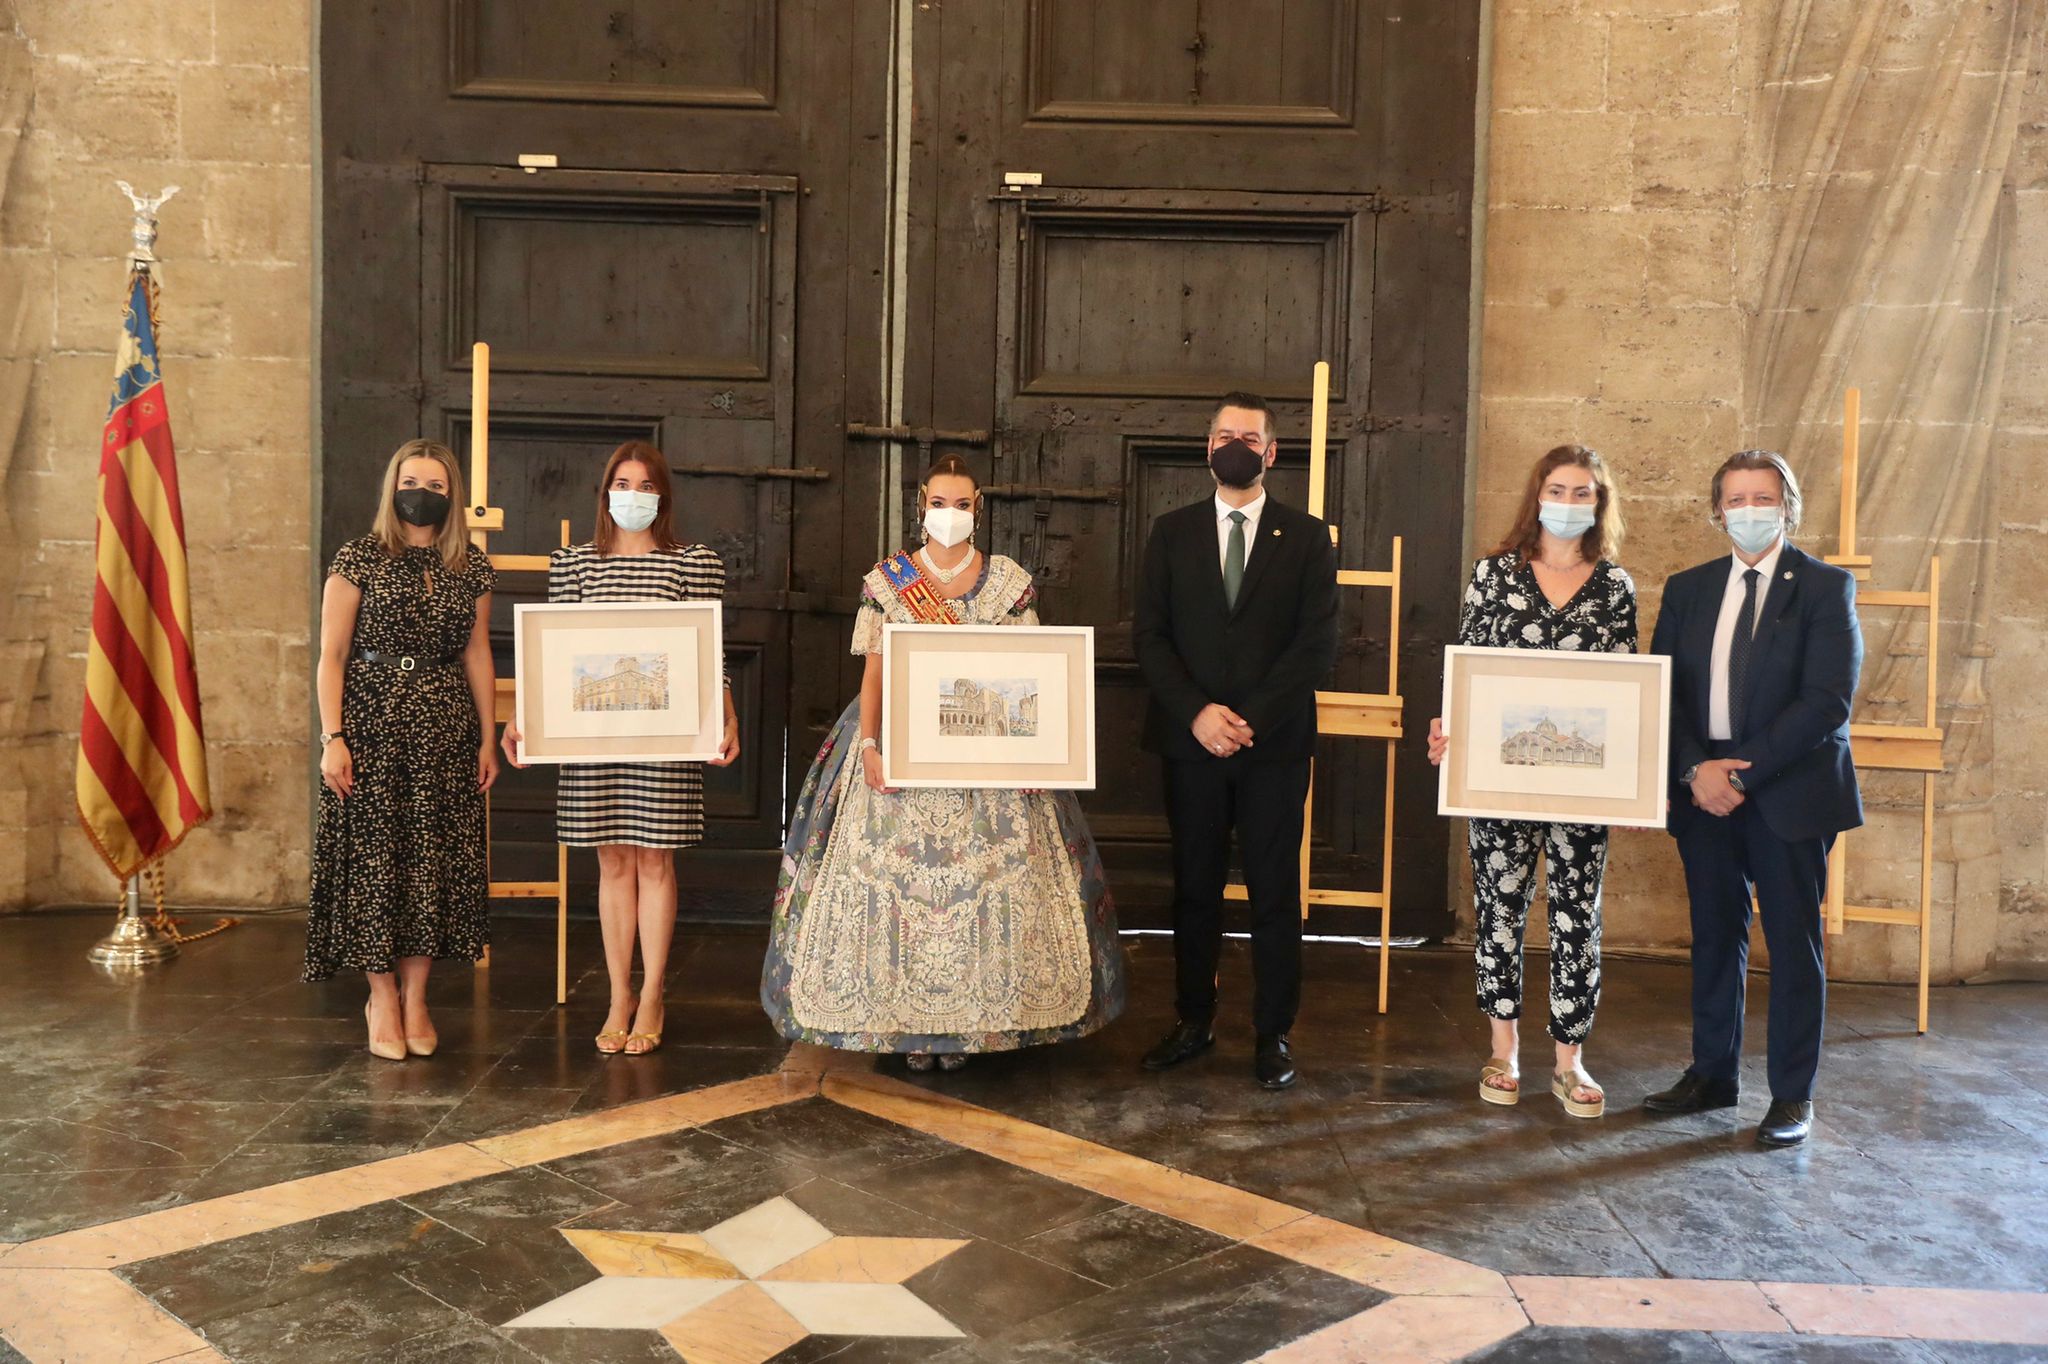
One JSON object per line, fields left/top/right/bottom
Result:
{"left": 761, "top": 701, "right": 1126, "bottom": 1053}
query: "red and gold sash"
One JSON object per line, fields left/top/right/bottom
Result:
{"left": 880, "top": 551, "right": 961, "bottom": 625}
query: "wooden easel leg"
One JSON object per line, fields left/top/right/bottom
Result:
{"left": 556, "top": 843, "right": 569, "bottom": 1007}
{"left": 1378, "top": 738, "right": 1395, "bottom": 1014}
{"left": 480, "top": 786, "right": 492, "bottom": 970}
{"left": 1918, "top": 773, "right": 1933, "bottom": 1035}
{"left": 1298, "top": 762, "right": 1315, "bottom": 924}
{"left": 1825, "top": 835, "right": 1847, "bottom": 935}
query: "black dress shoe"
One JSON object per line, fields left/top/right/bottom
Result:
{"left": 1254, "top": 1033, "right": 1296, "bottom": 1090}
{"left": 1756, "top": 1100, "right": 1813, "bottom": 1148}
{"left": 1642, "top": 1069, "right": 1740, "bottom": 1114}
{"left": 1140, "top": 1020, "right": 1215, "bottom": 1072}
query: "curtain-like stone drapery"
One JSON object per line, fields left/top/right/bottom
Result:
{"left": 1740, "top": 0, "right": 2040, "bottom": 974}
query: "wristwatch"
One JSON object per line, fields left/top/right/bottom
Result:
{"left": 1679, "top": 762, "right": 1700, "bottom": 785}
{"left": 319, "top": 730, "right": 346, "bottom": 747}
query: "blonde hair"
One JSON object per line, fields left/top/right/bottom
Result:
{"left": 371, "top": 438, "right": 472, "bottom": 569}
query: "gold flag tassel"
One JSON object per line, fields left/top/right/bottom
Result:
{"left": 143, "top": 861, "right": 238, "bottom": 946}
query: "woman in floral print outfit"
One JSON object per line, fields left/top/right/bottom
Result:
{"left": 1428, "top": 445, "right": 1636, "bottom": 1118}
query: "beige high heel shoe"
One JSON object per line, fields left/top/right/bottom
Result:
{"left": 401, "top": 993, "right": 438, "bottom": 1057}
{"left": 364, "top": 1000, "right": 406, "bottom": 1062}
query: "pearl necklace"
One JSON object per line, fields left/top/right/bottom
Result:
{"left": 920, "top": 545, "right": 974, "bottom": 584}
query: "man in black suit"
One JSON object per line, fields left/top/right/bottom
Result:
{"left": 1645, "top": 450, "right": 1863, "bottom": 1147}
{"left": 1133, "top": 392, "right": 1339, "bottom": 1090}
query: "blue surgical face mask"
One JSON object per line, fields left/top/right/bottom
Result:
{"left": 1723, "top": 505, "right": 1784, "bottom": 556}
{"left": 1538, "top": 501, "right": 1596, "bottom": 541}
{"left": 608, "top": 490, "right": 660, "bottom": 532}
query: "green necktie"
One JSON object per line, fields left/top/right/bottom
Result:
{"left": 1224, "top": 510, "right": 1247, "bottom": 609}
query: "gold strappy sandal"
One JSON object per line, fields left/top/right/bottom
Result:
{"left": 1552, "top": 1064, "right": 1605, "bottom": 1118}
{"left": 595, "top": 995, "right": 637, "bottom": 1054}
{"left": 624, "top": 1000, "right": 664, "bottom": 1055}
{"left": 1480, "top": 1056, "right": 1520, "bottom": 1106}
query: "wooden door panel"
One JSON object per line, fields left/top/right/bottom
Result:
{"left": 996, "top": 0, "right": 1383, "bottom": 191}
{"left": 421, "top": 167, "right": 797, "bottom": 384}
{"left": 450, "top": 0, "right": 778, "bottom": 108}
{"left": 1026, "top": 0, "right": 1354, "bottom": 126}
{"left": 1019, "top": 213, "right": 1352, "bottom": 399}
{"left": 463, "top": 205, "right": 768, "bottom": 378}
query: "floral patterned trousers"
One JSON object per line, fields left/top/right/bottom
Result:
{"left": 1469, "top": 817, "right": 1607, "bottom": 1044}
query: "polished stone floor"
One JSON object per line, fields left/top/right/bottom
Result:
{"left": 0, "top": 911, "right": 2041, "bottom": 1362}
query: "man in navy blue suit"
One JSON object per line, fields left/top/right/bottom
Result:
{"left": 1644, "top": 450, "right": 1863, "bottom": 1147}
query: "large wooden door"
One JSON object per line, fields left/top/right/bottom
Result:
{"left": 322, "top": 2, "right": 1478, "bottom": 933}
{"left": 321, "top": 2, "right": 888, "bottom": 908}
{"left": 901, "top": 1, "right": 1480, "bottom": 931}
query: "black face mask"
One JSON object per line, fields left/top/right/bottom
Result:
{"left": 1208, "top": 438, "right": 1265, "bottom": 490}
{"left": 393, "top": 488, "right": 451, "bottom": 527}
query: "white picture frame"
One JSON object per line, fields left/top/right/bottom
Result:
{"left": 1437, "top": 645, "right": 1672, "bottom": 828}
{"left": 513, "top": 600, "right": 724, "bottom": 764}
{"left": 880, "top": 623, "right": 1096, "bottom": 789}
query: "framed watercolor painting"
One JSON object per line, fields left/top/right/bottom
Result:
{"left": 880, "top": 624, "right": 1096, "bottom": 789}
{"left": 1437, "top": 645, "right": 1672, "bottom": 828}
{"left": 513, "top": 600, "right": 724, "bottom": 764}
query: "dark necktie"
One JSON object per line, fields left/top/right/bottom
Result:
{"left": 1728, "top": 567, "right": 1760, "bottom": 741}
{"left": 1223, "top": 510, "right": 1247, "bottom": 610}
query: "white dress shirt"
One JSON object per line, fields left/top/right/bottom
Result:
{"left": 1707, "top": 539, "right": 1785, "bottom": 741}
{"left": 1214, "top": 490, "right": 1267, "bottom": 574}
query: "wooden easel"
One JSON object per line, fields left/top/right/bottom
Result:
{"left": 1223, "top": 360, "right": 1405, "bottom": 1013}
{"left": 1822, "top": 387, "right": 1944, "bottom": 1034}
{"left": 467, "top": 341, "right": 574, "bottom": 1006}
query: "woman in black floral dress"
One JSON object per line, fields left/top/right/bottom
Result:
{"left": 309, "top": 439, "right": 500, "bottom": 1061}
{"left": 1428, "top": 445, "right": 1636, "bottom": 1118}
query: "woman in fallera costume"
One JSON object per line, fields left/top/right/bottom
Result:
{"left": 761, "top": 455, "right": 1125, "bottom": 1070}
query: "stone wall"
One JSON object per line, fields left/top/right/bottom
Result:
{"left": 1475, "top": 0, "right": 2048, "bottom": 979}
{"left": 3, "top": 0, "right": 2045, "bottom": 984}
{"left": 0, "top": 0, "right": 313, "bottom": 909}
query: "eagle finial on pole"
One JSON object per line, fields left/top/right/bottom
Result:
{"left": 115, "top": 180, "right": 181, "bottom": 267}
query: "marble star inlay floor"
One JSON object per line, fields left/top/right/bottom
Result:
{"left": 505, "top": 1195, "right": 971, "bottom": 1358}
{"left": 0, "top": 917, "right": 2044, "bottom": 1362}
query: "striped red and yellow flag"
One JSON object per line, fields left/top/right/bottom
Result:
{"left": 75, "top": 270, "right": 211, "bottom": 880}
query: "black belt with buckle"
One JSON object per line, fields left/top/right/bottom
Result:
{"left": 355, "top": 648, "right": 458, "bottom": 673}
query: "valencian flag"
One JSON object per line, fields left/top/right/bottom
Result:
{"left": 75, "top": 270, "right": 211, "bottom": 879}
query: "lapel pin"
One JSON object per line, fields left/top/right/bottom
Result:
{"left": 1272, "top": 528, "right": 1282, "bottom": 537}
{"left": 1783, "top": 571, "right": 1793, "bottom": 580}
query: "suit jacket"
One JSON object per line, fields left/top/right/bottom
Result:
{"left": 1134, "top": 496, "right": 1339, "bottom": 764}
{"left": 1650, "top": 541, "right": 1864, "bottom": 843}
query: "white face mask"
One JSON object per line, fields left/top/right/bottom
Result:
{"left": 1722, "top": 505, "right": 1784, "bottom": 556}
{"left": 1538, "top": 501, "right": 1597, "bottom": 540}
{"left": 923, "top": 506, "right": 974, "bottom": 549}
{"left": 608, "top": 490, "right": 660, "bottom": 532}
